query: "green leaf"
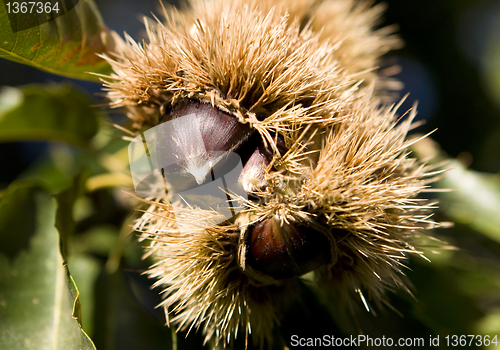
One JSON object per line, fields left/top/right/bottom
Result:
{"left": 412, "top": 138, "right": 500, "bottom": 244}
{"left": 67, "top": 254, "right": 100, "bottom": 337}
{"left": 438, "top": 160, "right": 500, "bottom": 244}
{"left": 0, "top": 182, "right": 96, "bottom": 349}
{"left": 0, "top": 84, "right": 99, "bottom": 148}
{"left": 0, "top": 0, "right": 113, "bottom": 81}
{"left": 54, "top": 173, "right": 87, "bottom": 255}
{"left": 92, "top": 271, "right": 175, "bottom": 350}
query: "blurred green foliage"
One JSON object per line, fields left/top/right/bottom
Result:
{"left": 0, "top": 0, "right": 113, "bottom": 81}
{"left": 0, "top": 183, "right": 95, "bottom": 349}
{"left": 0, "top": 85, "right": 98, "bottom": 148}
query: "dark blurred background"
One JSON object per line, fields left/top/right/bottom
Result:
{"left": 384, "top": 0, "right": 500, "bottom": 174}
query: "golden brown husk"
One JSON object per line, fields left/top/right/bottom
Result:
{"left": 102, "top": 0, "right": 444, "bottom": 348}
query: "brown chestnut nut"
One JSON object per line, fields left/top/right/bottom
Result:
{"left": 152, "top": 100, "right": 253, "bottom": 191}
{"left": 168, "top": 100, "right": 253, "bottom": 155}
{"left": 244, "top": 216, "right": 332, "bottom": 280}
{"left": 238, "top": 133, "right": 288, "bottom": 193}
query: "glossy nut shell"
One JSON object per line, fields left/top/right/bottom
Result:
{"left": 244, "top": 216, "right": 332, "bottom": 280}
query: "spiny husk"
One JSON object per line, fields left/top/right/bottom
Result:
{"left": 135, "top": 200, "right": 287, "bottom": 348}
{"left": 102, "top": 0, "right": 400, "bottom": 132}
{"left": 243, "top": 90, "right": 444, "bottom": 309}
{"left": 103, "top": 0, "right": 445, "bottom": 348}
